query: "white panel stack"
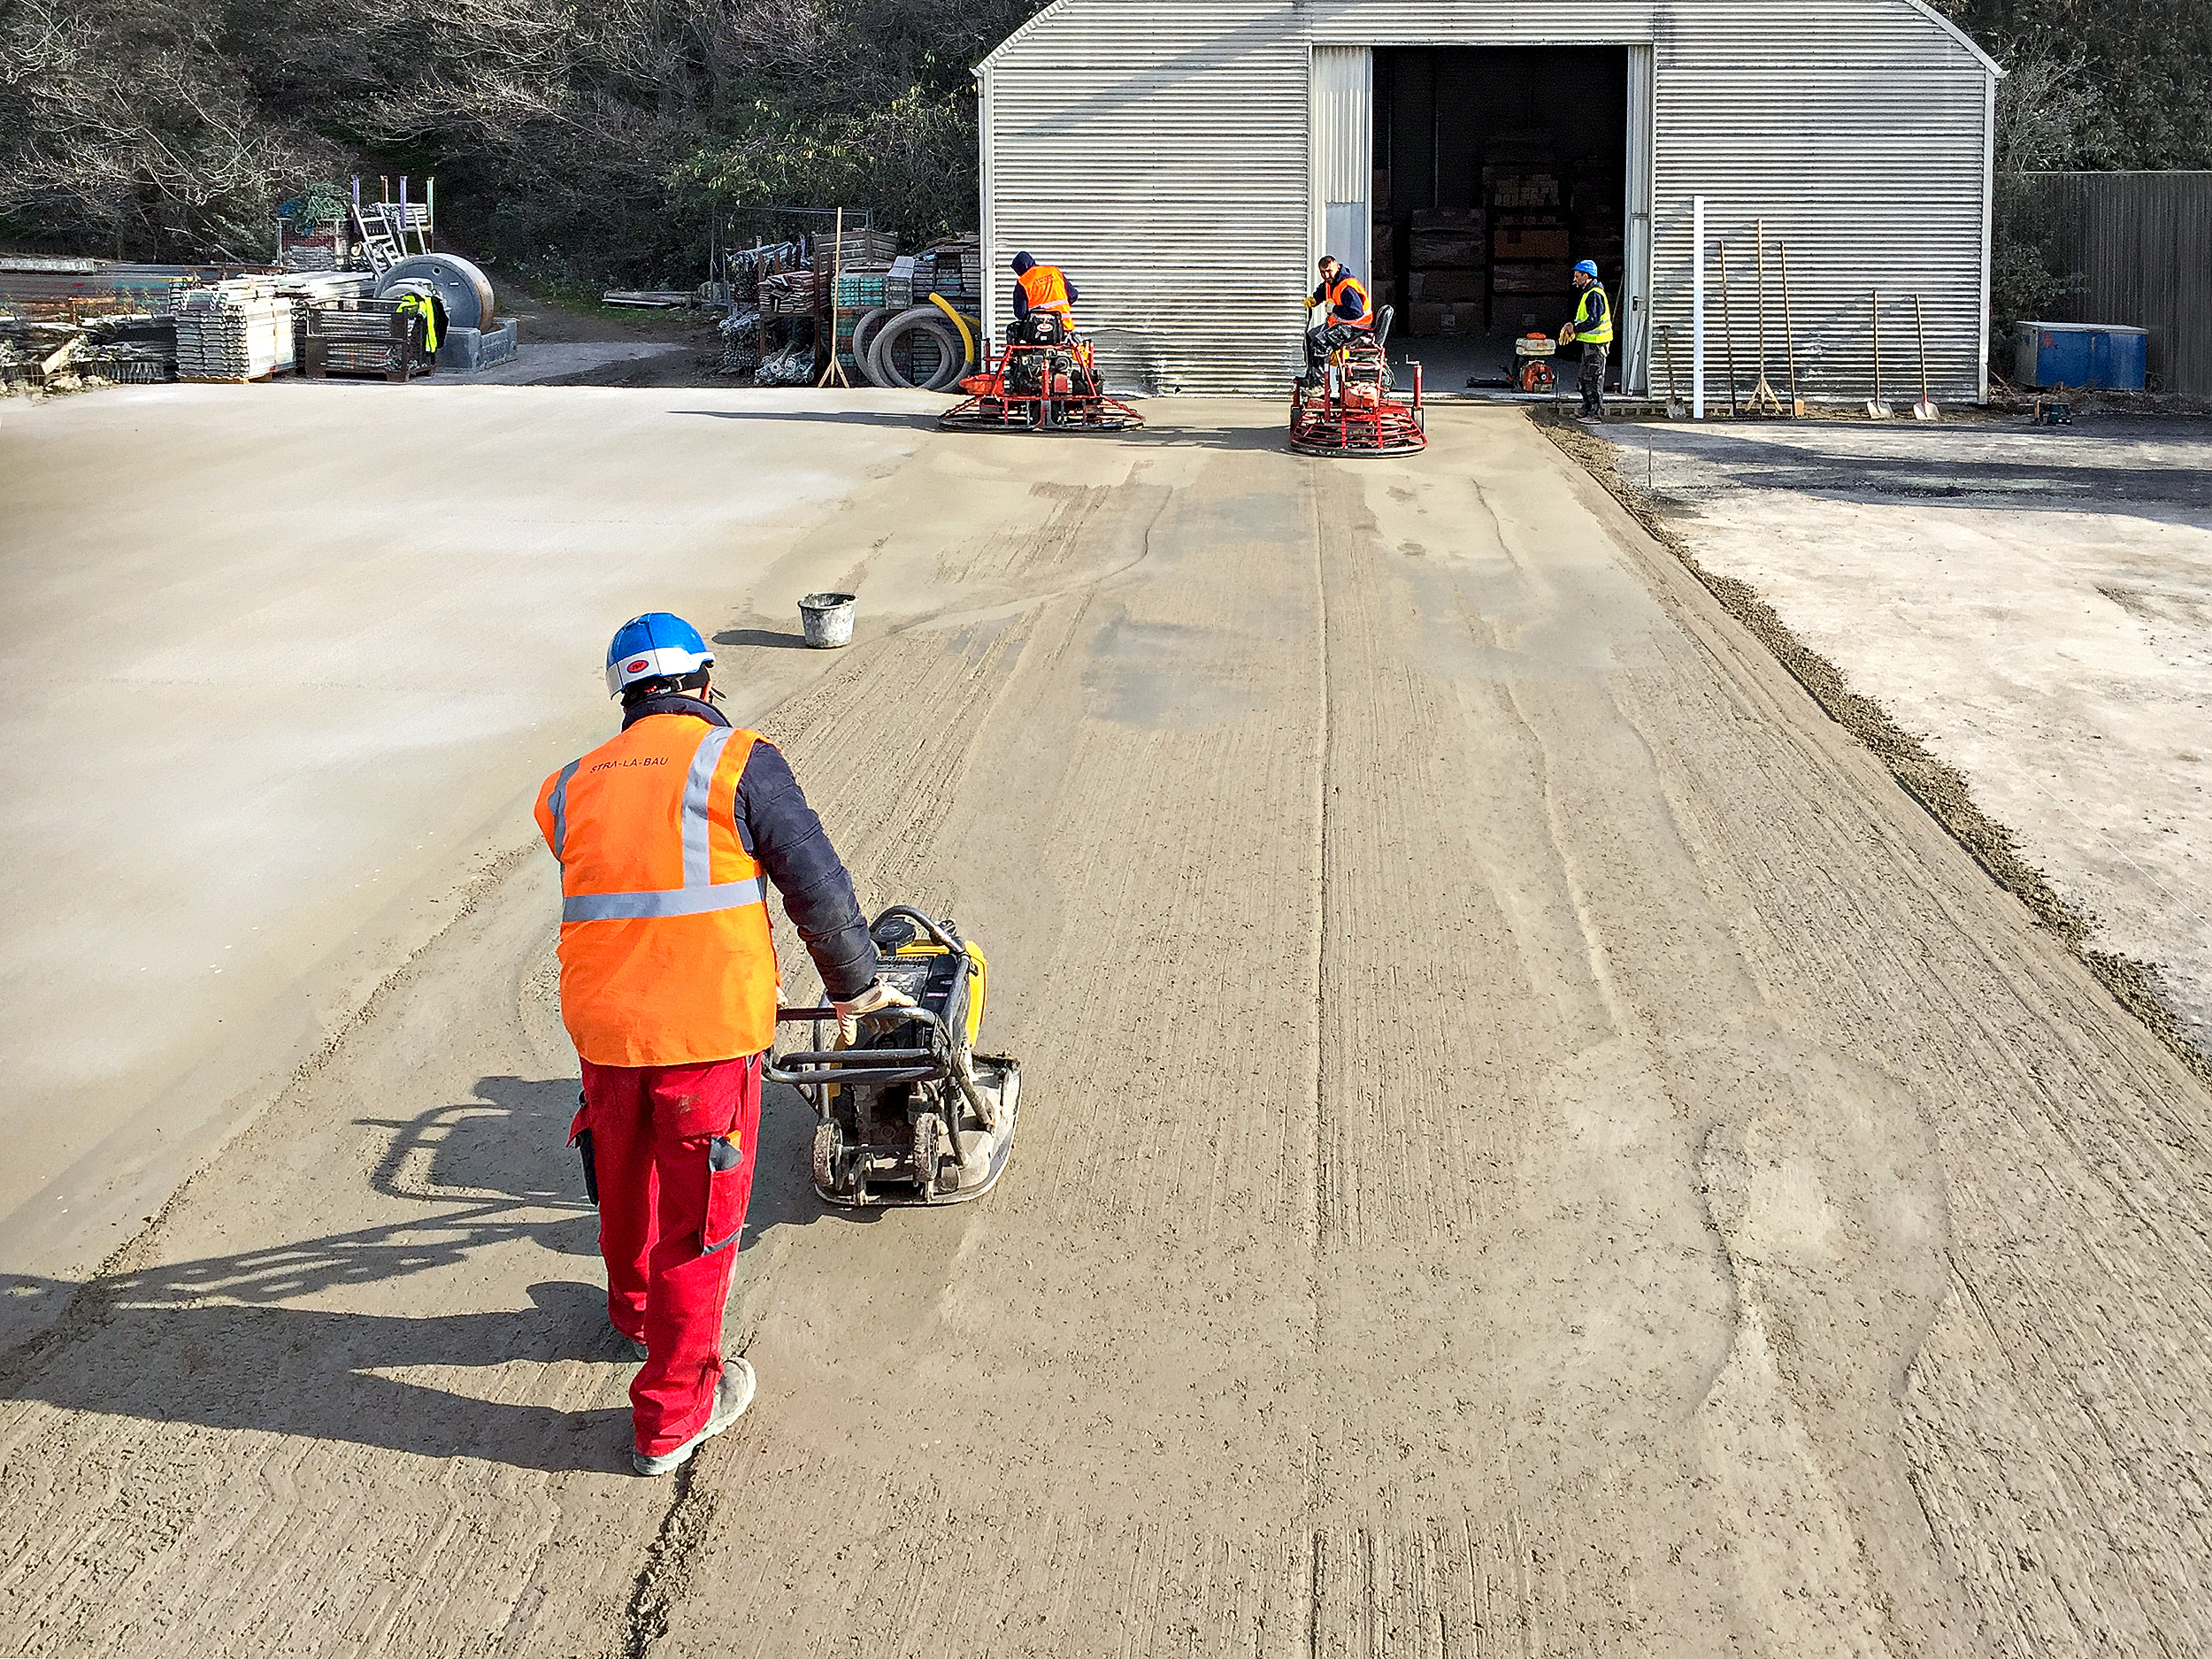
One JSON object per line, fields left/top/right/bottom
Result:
{"left": 174, "top": 281, "right": 296, "bottom": 381}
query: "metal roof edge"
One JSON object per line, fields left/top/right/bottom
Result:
{"left": 977, "top": 0, "right": 1081, "bottom": 75}
{"left": 1898, "top": 0, "right": 2003, "bottom": 76}
{"left": 977, "top": 0, "right": 2005, "bottom": 78}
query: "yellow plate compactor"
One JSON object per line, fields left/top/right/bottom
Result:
{"left": 769, "top": 908, "right": 1021, "bottom": 1208}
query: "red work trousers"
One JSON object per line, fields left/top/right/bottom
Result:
{"left": 576, "top": 1053, "right": 763, "bottom": 1458}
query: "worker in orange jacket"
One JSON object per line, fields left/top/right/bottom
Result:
{"left": 536, "top": 613, "right": 910, "bottom": 1475}
{"left": 1304, "top": 255, "right": 1376, "bottom": 382}
{"left": 1010, "top": 250, "right": 1079, "bottom": 342}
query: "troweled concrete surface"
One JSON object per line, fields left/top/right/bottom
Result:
{"left": 2, "top": 392, "right": 2209, "bottom": 1657}
{"left": 1596, "top": 416, "right": 2212, "bottom": 1059}
{"left": 0, "top": 383, "right": 939, "bottom": 1321}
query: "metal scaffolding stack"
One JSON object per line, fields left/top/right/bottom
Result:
{"left": 174, "top": 283, "right": 296, "bottom": 381}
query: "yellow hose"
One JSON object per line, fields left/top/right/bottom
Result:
{"left": 928, "top": 293, "right": 978, "bottom": 368}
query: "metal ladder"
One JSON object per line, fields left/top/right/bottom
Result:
{"left": 349, "top": 201, "right": 432, "bottom": 276}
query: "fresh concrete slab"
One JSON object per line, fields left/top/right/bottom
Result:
{"left": 2, "top": 397, "right": 2208, "bottom": 1655}
{"left": 1597, "top": 416, "right": 2212, "bottom": 1057}
{"left": 0, "top": 383, "right": 939, "bottom": 1312}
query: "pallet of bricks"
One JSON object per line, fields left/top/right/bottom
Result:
{"left": 300, "top": 296, "right": 429, "bottom": 381}
{"left": 174, "top": 280, "right": 297, "bottom": 381}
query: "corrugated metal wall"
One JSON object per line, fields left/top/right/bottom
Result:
{"left": 981, "top": 4, "right": 1312, "bottom": 393}
{"left": 2018, "top": 172, "right": 2212, "bottom": 396}
{"left": 980, "top": 0, "right": 1993, "bottom": 398}
{"left": 1311, "top": 47, "right": 1374, "bottom": 274}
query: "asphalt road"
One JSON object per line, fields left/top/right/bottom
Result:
{"left": 2, "top": 388, "right": 2208, "bottom": 1656}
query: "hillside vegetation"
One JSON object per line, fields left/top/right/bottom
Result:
{"left": 0, "top": 0, "right": 2201, "bottom": 296}
{"left": 0, "top": 0, "right": 1048, "bottom": 280}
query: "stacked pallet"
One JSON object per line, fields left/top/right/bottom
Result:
{"left": 1407, "top": 210, "right": 1487, "bottom": 337}
{"left": 302, "top": 302, "right": 418, "bottom": 379}
{"left": 280, "top": 273, "right": 377, "bottom": 366}
{"left": 757, "top": 270, "right": 818, "bottom": 316}
{"left": 174, "top": 282, "right": 296, "bottom": 381}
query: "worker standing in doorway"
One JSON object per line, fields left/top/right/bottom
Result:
{"left": 1561, "top": 258, "right": 1613, "bottom": 422}
{"left": 536, "top": 614, "right": 911, "bottom": 1476}
{"left": 1010, "top": 251, "right": 1079, "bottom": 341}
{"left": 1304, "top": 255, "right": 1376, "bottom": 382}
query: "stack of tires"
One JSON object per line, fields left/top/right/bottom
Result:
{"left": 853, "top": 304, "right": 967, "bottom": 390}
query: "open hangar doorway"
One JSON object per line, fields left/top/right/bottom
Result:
{"left": 1369, "top": 46, "right": 1633, "bottom": 397}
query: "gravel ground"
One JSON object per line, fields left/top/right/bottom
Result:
{"left": 1595, "top": 414, "right": 2212, "bottom": 1063}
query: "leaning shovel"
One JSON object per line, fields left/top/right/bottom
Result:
{"left": 1910, "top": 295, "right": 1940, "bottom": 420}
{"left": 1662, "top": 323, "right": 1687, "bottom": 419}
{"left": 1779, "top": 244, "right": 1806, "bottom": 418}
{"left": 1866, "top": 291, "right": 1893, "bottom": 419}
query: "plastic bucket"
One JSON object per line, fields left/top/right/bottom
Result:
{"left": 797, "top": 592, "right": 857, "bottom": 649}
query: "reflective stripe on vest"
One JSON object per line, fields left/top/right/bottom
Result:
{"left": 555, "top": 726, "right": 766, "bottom": 923}
{"left": 1328, "top": 274, "right": 1374, "bottom": 329}
{"left": 1018, "top": 265, "right": 1074, "bottom": 320}
{"left": 1573, "top": 282, "right": 1614, "bottom": 345}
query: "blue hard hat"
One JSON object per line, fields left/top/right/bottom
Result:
{"left": 605, "top": 613, "right": 714, "bottom": 697}
{"left": 1573, "top": 259, "right": 1600, "bottom": 279}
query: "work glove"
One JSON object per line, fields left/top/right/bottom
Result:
{"left": 833, "top": 979, "right": 917, "bottom": 1048}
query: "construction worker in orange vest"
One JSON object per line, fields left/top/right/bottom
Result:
{"left": 536, "top": 613, "right": 912, "bottom": 1476}
{"left": 1304, "top": 254, "right": 1376, "bottom": 383}
{"left": 1010, "top": 250, "right": 1079, "bottom": 342}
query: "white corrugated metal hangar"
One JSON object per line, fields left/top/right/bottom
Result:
{"left": 977, "top": 1, "right": 1998, "bottom": 400}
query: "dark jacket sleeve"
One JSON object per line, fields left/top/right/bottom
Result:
{"left": 733, "top": 741, "right": 879, "bottom": 1001}
{"left": 1065, "top": 278, "right": 1079, "bottom": 304}
{"left": 1012, "top": 281, "right": 1031, "bottom": 319}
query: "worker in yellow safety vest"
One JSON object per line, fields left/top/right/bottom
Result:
{"left": 1560, "top": 259, "right": 1614, "bottom": 422}
{"left": 535, "top": 612, "right": 913, "bottom": 1476}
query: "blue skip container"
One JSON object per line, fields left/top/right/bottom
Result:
{"left": 2011, "top": 321, "right": 2148, "bottom": 390}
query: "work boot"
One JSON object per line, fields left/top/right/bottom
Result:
{"left": 632, "top": 1358, "right": 756, "bottom": 1476}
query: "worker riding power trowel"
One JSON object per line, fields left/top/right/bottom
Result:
{"left": 769, "top": 907, "right": 1020, "bottom": 1207}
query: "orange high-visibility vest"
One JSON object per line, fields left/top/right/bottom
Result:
{"left": 1018, "top": 265, "right": 1076, "bottom": 327}
{"left": 534, "top": 716, "right": 780, "bottom": 1068}
{"left": 1327, "top": 273, "right": 1374, "bottom": 329}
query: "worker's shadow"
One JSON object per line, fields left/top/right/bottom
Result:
{"left": 0, "top": 1075, "right": 833, "bottom": 1474}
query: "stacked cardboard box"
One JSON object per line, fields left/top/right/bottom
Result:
{"left": 1483, "top": 134, "right": 1573, "bottom": 319}
{"left": 1406, "top": 208, "right": 1486, "bottom": 336}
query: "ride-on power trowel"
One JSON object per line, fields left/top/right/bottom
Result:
{"left": 1290, "top": 305, "right": 1426, "bottom": 457}
{"left": 769, "top": 908, "right": 1021, "bottom": 1208}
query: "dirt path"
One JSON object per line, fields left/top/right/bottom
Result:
{"left": 4, "top": 405, "right": 2208, "bottom": 1656}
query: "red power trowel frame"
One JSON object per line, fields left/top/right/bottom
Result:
{"left": 1289, "top": 339, "right": 1426, "bottom": 457}
{"left": 939, "top": 338, "right": 1146, "bottom": 434}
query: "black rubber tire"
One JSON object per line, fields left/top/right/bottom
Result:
{"left": 868, "top": 309, "right": 964, "bottom": 391}
{"left": 812, "top": 1120, "right": 845, "bottom": 1194}
{"left": 911, "top": 1112, "right": 944, "bottom": 1197}
{"left": 849, "top": 307, "right": 895, "bottom": 384}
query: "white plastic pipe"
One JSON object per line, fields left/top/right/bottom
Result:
{"left": 1692, "top": 196, "right": 1707, "bottom": 419}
